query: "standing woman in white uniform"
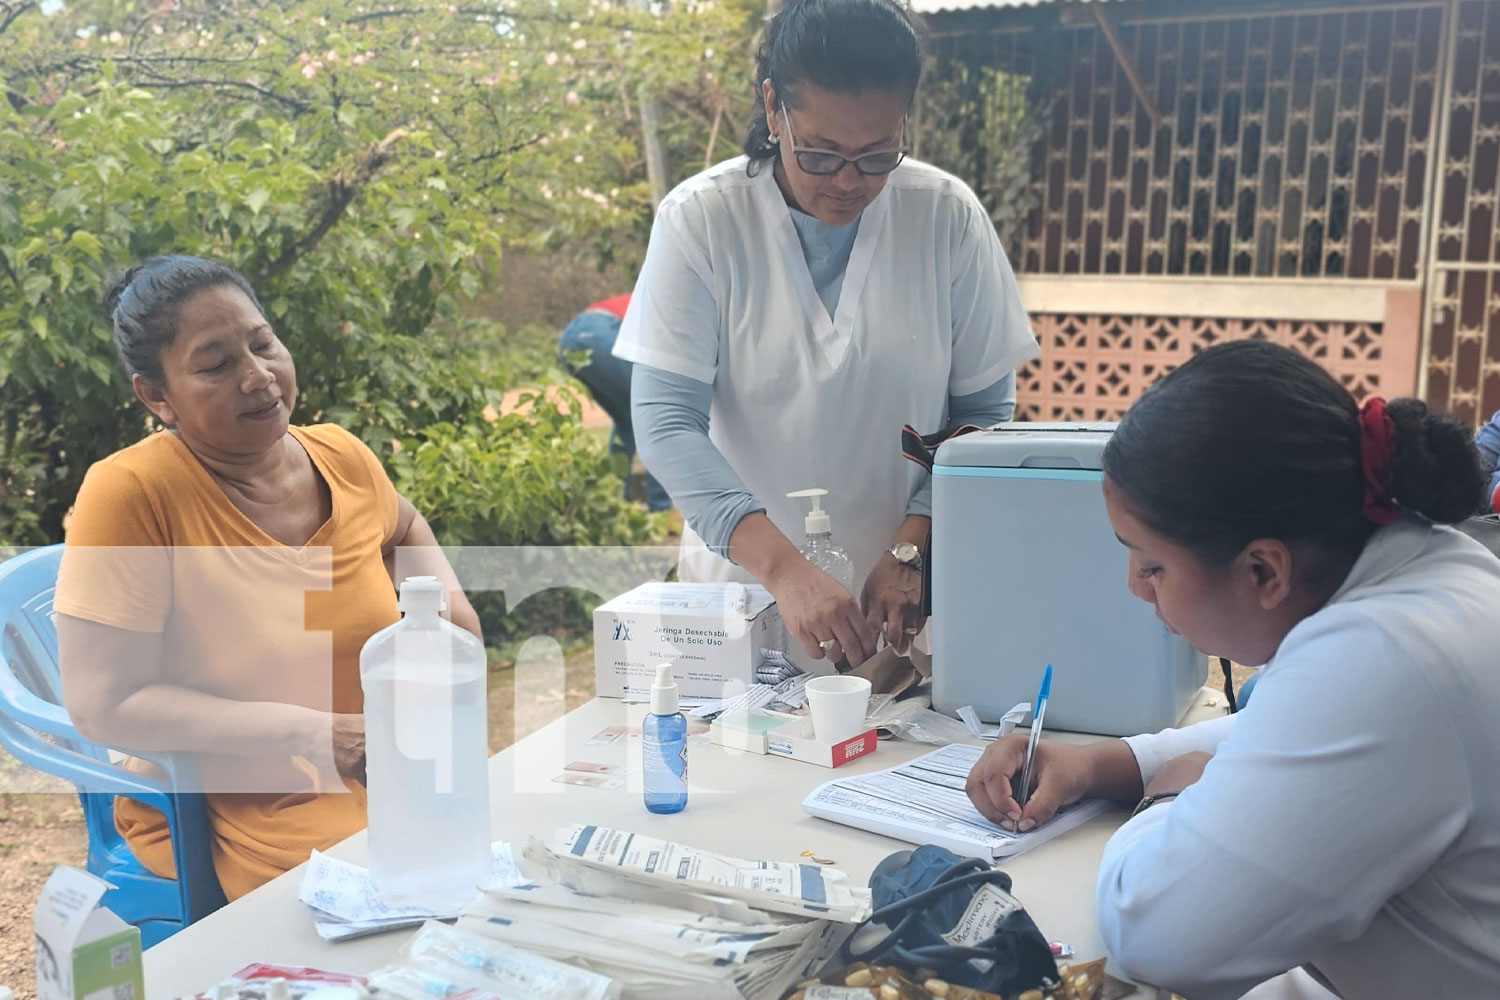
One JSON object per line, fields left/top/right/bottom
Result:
{"left": 618, "top": 0, "right": 1038, "bottom": 668}
{"left": 966, "top": 340, "right": 1500, "bottom": 999}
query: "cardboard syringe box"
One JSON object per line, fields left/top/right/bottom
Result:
{"left": 594, "top": 581, "right": 787, "bottom": 700}
{"left": 33, "top": 866, "right": 144, "bottom": 1000}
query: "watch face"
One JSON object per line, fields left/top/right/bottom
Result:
{"left": 892, "top": 542, "right": 919, "bottom": 563}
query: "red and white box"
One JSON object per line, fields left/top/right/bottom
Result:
{"left": 765, "top": 717, "right": 877, "bottom": 768}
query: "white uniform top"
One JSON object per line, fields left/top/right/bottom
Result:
{"left": 615, "top": 156, "right": 1039, "bottom": 585}
{"left": 1097, "top": 519, "right": 1500, "bottom": 1000}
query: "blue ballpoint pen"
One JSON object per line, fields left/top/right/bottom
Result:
{"left": 1016, "top": 663, "right": 1052, "bottom": 822}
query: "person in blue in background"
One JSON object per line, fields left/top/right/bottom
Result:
{"left": 557, "top": 293, "right": 673, "bottom": 511}
{"left": 1477, "top": 408, "right": 1500, "bottom": 512}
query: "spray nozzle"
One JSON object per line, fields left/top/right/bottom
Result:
{"left": 786, "top": 488, "right": 832, "bottom": 536}
{"left": 651, "top": 662, "right": 678, "bottom": 715}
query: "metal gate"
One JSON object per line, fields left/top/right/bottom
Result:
{"left": 1422, "top": 0, "right": 1500, "bottom": 427}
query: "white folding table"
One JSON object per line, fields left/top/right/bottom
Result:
{"left": 144, "top": 691, "right": 1228, "bottom": 997}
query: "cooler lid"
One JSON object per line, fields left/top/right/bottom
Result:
{"left": 933, "top": 422, "right": 1117, "bottom": 470}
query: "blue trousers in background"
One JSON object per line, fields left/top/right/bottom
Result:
{"left": 558, "top": 310, "right": 673, "bottom": 511}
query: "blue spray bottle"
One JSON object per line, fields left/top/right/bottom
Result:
{"left": 643, "top": 663, "right": 688, "bottom": 814}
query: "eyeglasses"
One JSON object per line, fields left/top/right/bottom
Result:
{"left": 779, "top": 102, "right": 907, "bottom": 176}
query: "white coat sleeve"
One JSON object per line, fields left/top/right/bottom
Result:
{"left": 1122, "top": 712, "right": 1238, "bottom": 786}
{"left": 947, "top": 198, "right": 1040, "bottom": 396}
{"left": 1095, "top": 625, "right": 1473, "bottom": 1000}
{"left": 614, "top": 200, "right": 720, "bottom": 385}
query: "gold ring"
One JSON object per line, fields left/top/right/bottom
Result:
{"left": 903, "top": 627, "right": 921, "bottom": 635}
{"left": 819, "top": 638, "right": 837, "bottom": 651}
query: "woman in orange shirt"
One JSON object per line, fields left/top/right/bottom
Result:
{"left": 54, "top": 255, "right": 480, "bottom": 900}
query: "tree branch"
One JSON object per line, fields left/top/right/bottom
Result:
{"left": 130, "top": 76, "right": 311, "bottom": 114}
{"left": 111, "top": 52, "right": 265, "bottom": 67}
{"left": 345, "top": 6, "right": 501, "bottom": 24}
{"left": 461, "top": 132, "right": 544, "bottom": 170}
{"left": 0, "top": 1, "right": 36, "bottom": 39}
{"left": 252, "top": 128, "right": 408, "bottom": 285}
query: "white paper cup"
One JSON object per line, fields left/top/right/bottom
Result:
{"left": 805, "top": 675, "right": 872, "bottom": 744}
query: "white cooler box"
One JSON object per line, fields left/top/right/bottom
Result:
{"left": 930, "top": 423, "right": 1204, "bottom": 736}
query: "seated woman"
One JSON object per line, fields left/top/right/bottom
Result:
{"left": 56, "top": 255, "right": 480, "bottom": 901}
{"left": 966, "top": 340, "right": 1500, "bottom": 998}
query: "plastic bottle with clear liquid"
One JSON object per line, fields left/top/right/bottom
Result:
{"left": 643, "top": 662, "right": 688, "bottom": 814}
{"left": 787, "top": 488, "right": 855, "bottom": 594}
{"left": 360, "top": 575, "right": 490, "bottom": 912}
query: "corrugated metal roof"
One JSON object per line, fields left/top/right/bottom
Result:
{"left": 910, "top": 0, "right": 1115, "bottom": 14}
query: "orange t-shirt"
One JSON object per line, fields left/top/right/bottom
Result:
{"left": 54, "top": 424, "right": 401, "bottom": 900}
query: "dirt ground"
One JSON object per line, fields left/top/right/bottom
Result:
{"left": 0, "top": 654, "right": 1256, "bottom": 996}
{"left": 0, "top": 776, "right": 88, "bottom": 994}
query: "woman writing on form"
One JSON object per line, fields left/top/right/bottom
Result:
{"left": 967, "top": 340, "right": 1500, "bottom": 999}
{"left": 618, "top": 0, "right": 1038, "bottom": 669}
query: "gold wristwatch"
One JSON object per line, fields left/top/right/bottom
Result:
{"left": 888, "top": 541, "right": 923, "bottom": 574}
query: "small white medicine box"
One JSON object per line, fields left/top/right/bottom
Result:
{"left": 593, "top": 582, "right": 787, "bottom": 700}
{"left": 33, "top": 865, "right": 144, "bottom": 1000}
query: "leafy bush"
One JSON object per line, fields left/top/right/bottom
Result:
{"left": 389, "top": 385, "right": 663, "bottom": 548}
{"left": 0, "top": 0, "right": 747, "bottom": 545}
{"left": 389, "top": 383, "right": 671, "bottom": 659}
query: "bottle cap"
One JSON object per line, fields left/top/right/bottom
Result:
{"left": 651, "top": 662, "right": 679, "bottom": 715}
{"left": 786, "top": 488, "right": 831, "bottom": 535}
{"left": 397, "top": 575, "right": 447, "bottom": 615}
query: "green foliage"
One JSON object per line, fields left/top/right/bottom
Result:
{"left": 388, "top": 384, "right": 671, "bottom": 661}
{"left": 440, "top": 313, "right": 572, "bottom": 389}
{"left": 389, "top": 385, "right": 665, "bottom": 548}
{"left": 0, "top": 0, "right": 745, "bottom": 544}
{"left": 918, "top": 62, "right": 1047, "bottom": 257}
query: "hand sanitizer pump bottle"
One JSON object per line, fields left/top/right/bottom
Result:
{"left": 643, "top": 663, "right": 688, "bottom": 814}
{"left": 361, "top": 575, "right": 490, "bottom": 912}
{"left": 787, "top": 488, "right": 855, "bottom": 595}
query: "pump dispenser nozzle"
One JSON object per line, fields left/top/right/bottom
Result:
{"left": 787, "top": 488, "right": 854, "bottom": 595}
{"left": 786, "top": 488, "right": 832, "bottom": 535}
{"left": 650, "top": 662, "right": 679, "bottom": 715}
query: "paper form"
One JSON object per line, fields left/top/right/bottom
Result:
{"left": 802, "top": 743, "right": 1110, "bottom": 861}
{"left": 298, "top": 842, "right": 528, "bottom": 941}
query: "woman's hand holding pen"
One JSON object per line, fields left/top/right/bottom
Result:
{"left": 966, "top": 735, "right": 1097, "bottom": 832}
{"left": 967, "top": 735, "right": 1158, "bottom": 833}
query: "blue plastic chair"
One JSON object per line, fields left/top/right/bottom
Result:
{"left": 0, "top": 545, "right": 226, "bottom": 946}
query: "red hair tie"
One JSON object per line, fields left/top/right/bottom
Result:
{"left": 1358, "top": 397, "right": 1399, "bottom": 525}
